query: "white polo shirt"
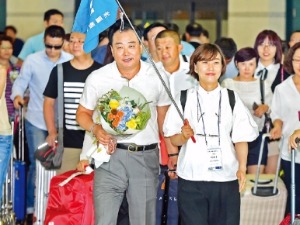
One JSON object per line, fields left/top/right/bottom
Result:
{"left": 80, "top": 60, "right": 171, "bottom": 145}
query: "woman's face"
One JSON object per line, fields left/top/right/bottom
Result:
{"left": 194, "top": 52, "right": 222, "bottom": 87}
{"left": 0, "top": 40, "right": 13, "bottom": 61}
{"left": 257, "top": 37, "right": 277, "bottom": 63}
{"left": 236, "top": 57, "right": 257, "bottom": 80}
{"left": 292, "top": 48, "right": 300, "bottom": 77}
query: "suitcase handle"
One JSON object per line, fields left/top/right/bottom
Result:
{"left": 291, "top": 138, "right": 300, "bottom": 224}
{"left": 252, "top": 134, "right": 283, "bottom": 196}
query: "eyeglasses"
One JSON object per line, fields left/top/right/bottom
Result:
{"left": 258, "top": 42, "right": 276, "bottom": 48}
{"left": 292, "top": 59, "right": 300, "bottom": 64}
{"left": 0, "top": 46, "right": 13, "bottom": 50}
{"left": 45, "top": 44, "right": 63, "bottom": 50}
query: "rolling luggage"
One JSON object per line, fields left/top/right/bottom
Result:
{"left": 240, "top": 133, "right": 288, "bottom": 225}
{"left": 0, "top": 122, "right": 16, "bottom": 224}
{"left": 44, "top": 168, "right": 94, "bottom": 225}
{"left": 13, "top": 107, "right": 26, "bottom": 222}
{"left": 156, "top": 166, "right": 180, "bottom": 225}
{"left": 33, "top": 161, "right": 56, "bottom": 225}
{"left": 280, "top": 137, "right": 300, "bottom": 225}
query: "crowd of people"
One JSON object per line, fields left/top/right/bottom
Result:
{"left": 1, "top": 7, "right": 300, "bottom": 225}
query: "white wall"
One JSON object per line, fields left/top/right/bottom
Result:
{"left": 6, "top": 0, "right": 75, "bottom": 40}
{"left": 228, "top": 0, "right": 286, "bottom": 49}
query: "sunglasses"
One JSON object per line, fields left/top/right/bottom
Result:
{"left": 45, "top": 44, "right": 63, "bottom": 50}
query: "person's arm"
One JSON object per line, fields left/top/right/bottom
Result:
{"left": 269, "top": 119, "right": 283, "bottom": 140}
{"left": 44, "top": 96, "right": 57, "bottom": 147}
{"left": 170, "top": 119, "right": 194, "bottom": 146}
{"left": 235, "top": 142, "right": 248, "bottom": 192}
{"left": 76, "top": 104, "right": 112, "bottom": 145}
{"left": 11, "top": 57, "right": 32, "bottom": 109}
{"left": 0, "top": 66, "right": 6, "bottom": 98}
{"left": 157, "top": 105, "right": 179, "bottom": 177}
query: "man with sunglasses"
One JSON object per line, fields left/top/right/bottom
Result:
{"left": 11, "top": 25, "right": 72, "bottom": 220}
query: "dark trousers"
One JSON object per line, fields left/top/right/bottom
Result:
{"left": 178, "top": 177, "right": 240, "bottom": 225}
{"left": 281, "top": 159, "right": 300, "bottom": 215}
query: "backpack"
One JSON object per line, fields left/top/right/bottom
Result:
{"left": 180, "top": 88, "right": 235, "bottom": 112}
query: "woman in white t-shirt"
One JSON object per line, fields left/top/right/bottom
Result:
{"left": 163, "top": 44, "right": 258, "bottom": 225}
{"left": 222, "top": 47, "right": 272, "bottom": 174}
{"left": 270, "top": 42, "right": 300, "bottom": 214}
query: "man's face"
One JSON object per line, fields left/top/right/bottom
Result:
{"left": 155, "top": 37, "right": 182, "bottom": 69}
{"left": 45, "top": 14, "right": 64, "bottom": 27}
{"left": 111, "top": 29, "right": 142, "bottom": 74}
{"left": 69, "top": 32, "right": 86, "bottom": 57}
{"left": 289, "top": 32, "right": 300, "bottom": 48}
{"left": 44, "top": 36, "right": 64, "bottom": 58}
{"left": 144, "top": 26, "right": 166, "bottom": 54}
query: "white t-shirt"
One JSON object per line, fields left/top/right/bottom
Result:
{"left": 79, "top": 60, "right": 171, "bottom": 145}
{"left": 163, "top": 85, "right": 258, "bottom": 181}
{"left": 271, "top": 75, "right": 300, "bottom": 163}
{"left": 221, "top": 78, "right": 273, "bottom": 131}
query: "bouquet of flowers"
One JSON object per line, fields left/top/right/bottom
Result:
{"left": 95, "top": 86, "right": 151, "bottom": 136}
{"left": 8, "top": 66, "right": 20, "bottom": 83}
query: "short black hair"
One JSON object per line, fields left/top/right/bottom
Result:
{"left": 5, "top": 25, "right": 17, "bottom": 34}
{"left": 44, "top": 9, "right": 64, "bottom": 21}
{"left": 202, "top": 29, "right": 209, "bottom": 38}
{"left": 214, "top": 37, "right": 237, "bottom": 59}
{"left": 44, "top": 25, "right": 65, "bottom": 39}
{"left": 0, "top": 35, "right": 14, "bottom": 45}
{"left": 143, "top": 22, "right": 167, "bottom": 40}
{"left": 185, "top": 23, "right": 203, "bottom": 36}
{"left": 165, "top": 23, "right": 180, "bottom": 34}
{"left": 108, "top": 18, "right": 142, "bottom": 45}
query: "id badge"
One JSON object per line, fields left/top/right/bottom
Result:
{"left": 207, "top": 146, "right": 223, "bottom": 171}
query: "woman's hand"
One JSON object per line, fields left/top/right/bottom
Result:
{"left": 236, "top": 169, "right": 247, "bottom": 192}
{"left": 253, "top": 104, "right": 269, "bottom": 118}
{"left": 289, "top": 129, "right": 300, "bottom": 150}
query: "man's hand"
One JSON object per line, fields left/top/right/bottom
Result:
{"left": 13, "top": 95, "right": 24, "bottom": 109}
{"left": 46, "top": 132, "right": 57, "bottom": 147}
{"left": 167, "top": 154, "right": 178, "bottom": 179}
{"left": 76, "top": 160, "right": 89, "bottom": 172}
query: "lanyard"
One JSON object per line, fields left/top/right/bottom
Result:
{"left": 196, "top": 90, "right": 222, "bottom": 146}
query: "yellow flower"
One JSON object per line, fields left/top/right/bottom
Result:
{"left": 126, "top": 119, "right": 137, "bottom": 129}
{"left": 109, "top": 99, "right": 120, "bottom": 109}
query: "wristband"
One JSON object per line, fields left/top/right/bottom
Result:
{"left": 168, "top": 153, "right": 179, "bottom": 157}
{"left": 89, "top": 123, "right": 96, "bottom": 136}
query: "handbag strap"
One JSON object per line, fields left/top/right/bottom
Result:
{"left": 57, "top": 64, "right": 64, "bottom": 151}
{"left": 259, "top": 78, "right": 265, "bottom": 105}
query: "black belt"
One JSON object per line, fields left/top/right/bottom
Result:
{"left": 116, "top": 143, "right": 158, "bottom": 152}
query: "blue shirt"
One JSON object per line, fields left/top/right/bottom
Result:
{"left": 11, "top": 50, "right": 73, "bottom": 130}
{"left": 18, "top": 32, "right": 45, "bottom": 61}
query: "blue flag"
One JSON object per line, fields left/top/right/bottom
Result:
{"left": 72, "top": 0, "right": 119, "bottom": 53}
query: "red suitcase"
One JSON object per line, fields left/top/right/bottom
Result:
{"left": 44, "top": 169, "right": 94, "bottom": 225}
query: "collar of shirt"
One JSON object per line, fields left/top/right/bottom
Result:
{"left": 197, "top": 83, "right": 221, "bottom": 96}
